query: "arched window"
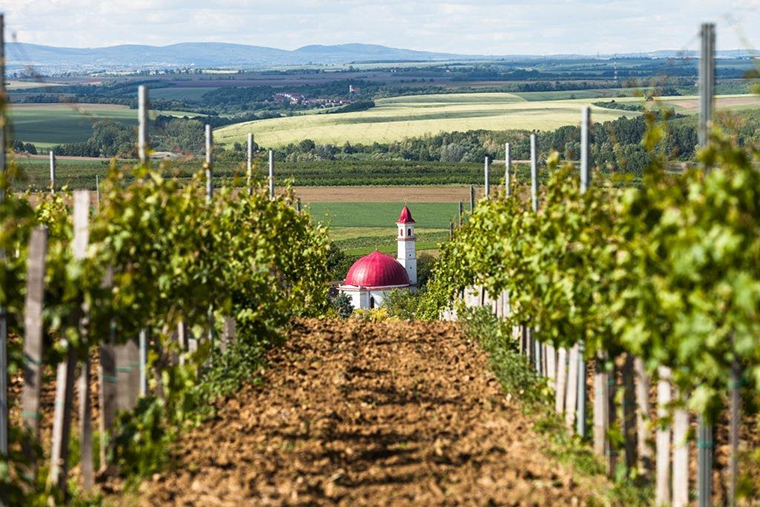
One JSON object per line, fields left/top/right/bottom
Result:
{"left": 408, "top": 228, "right": 411, "bottom": 236}
{"left": 370, "top": 296, "right": 375, "bottom": 309}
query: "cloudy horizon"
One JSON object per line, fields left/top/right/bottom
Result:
{"left": 3, "top": 0, "right": 760, "bottom": 55}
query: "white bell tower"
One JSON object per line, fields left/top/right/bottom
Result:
{"left": 396, "top": 205, "right": 417, "bottom": 285}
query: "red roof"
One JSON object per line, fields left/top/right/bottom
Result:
{"left": 344, "top": 250, "right": 410, "bottom": 288}
{"left": 397, "top": 205, "right": 415, "bottom": 224}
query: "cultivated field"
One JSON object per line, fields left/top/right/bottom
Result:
{"left": 307, "top": 202, "right": 458, "bottom": 229}
{"left": 602, "top": 93, "right": 760, "bottom": 114}
{"left": 215, "top": 92, "right": 640, "bottom": 147}
{"left": 9, "top": 103, "right": 203, "bottom": 145}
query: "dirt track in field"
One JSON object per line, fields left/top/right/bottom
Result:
{"left": 142, "top": 319, "right": 595, "bottom": 506}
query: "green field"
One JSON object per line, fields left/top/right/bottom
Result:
{"left": 9, "top": 103, "right": 204, "bottom": 146}
{"left": 307, "top": 202, "right": 458, "bottom": 255}
{"left": 307, "top": 202, "right": 458, "bottom": 229}
{"left": 215, "top": 92, "right": 640, "bottom": 147}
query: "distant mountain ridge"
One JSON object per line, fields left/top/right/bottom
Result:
{"left": 6, "top": 41, "right": 468, "bottom": 71}
{"left": 6, "top": 41, "right": 755, "bottom": 73}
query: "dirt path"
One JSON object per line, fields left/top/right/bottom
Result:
{"left": 142, "top": 319, "right": 595, "bottom": 506}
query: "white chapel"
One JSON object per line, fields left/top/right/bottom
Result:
{"left": 338, "top": 205, "right": 418, "bottom": 310}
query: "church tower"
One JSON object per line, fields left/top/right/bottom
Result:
{"left": 396, "top": 205, "right": 417, "bottom": 285}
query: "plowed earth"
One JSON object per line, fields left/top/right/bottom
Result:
{"left": 142, "top": 319, "right": 594, "bottom": 506}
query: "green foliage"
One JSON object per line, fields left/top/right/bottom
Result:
{"left": 427, "top": 120, "right": 760, "bottom": 416}
{"left": 332, "top": 292, "right": 354, "bottom": 319}
{"left": 461, "top": 307, "right": 547, "bottom": 407}
{"left": 593, "top": 100, "right": 646, "bottom": 112}
{"left": 381, "top": 288, "right": 422, "bottom": 320}
{"left": 461, "top": 307, "right": 651, "bottom": 505}
{"left": 0, "top": 150, "right": 331, "bottom": 499}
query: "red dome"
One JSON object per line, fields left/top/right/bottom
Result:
{"left": 397, "top": 205, "right": 415, "bottom": 224}
{"left": 344, "top": 250, "right": 410, "bottom": 287}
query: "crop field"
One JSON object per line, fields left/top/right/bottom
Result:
{"left": 513, "top": 88, "right": 650, "bottom": 101}
{"left": 12, "top": 156, "right": 503, "bottom": 190}
{"left": 307, "top": 201, "right": 458, "bottom": 229}
{"left": 215, "top": 92, "right": 639, "bottom": 147}
{"left": 329, "top": 226, "right": 448, "bottom": 255}
{"left": 9, "top": 103, "right": 204, "bottom": 146}
{"left": 598, "top": 94, "right": 760, "bottom": 114}
{"left": 309, "top": 201, "right": 458, "bottom": 255}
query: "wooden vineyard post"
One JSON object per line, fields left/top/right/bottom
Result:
{"left": 484, "top": 156, "right": 490, "bottom": 200}
{"left": 504, "top": 142, "right": 511, "bottom": 197}
{"left": 697, "top": 415, "right": 712, "bottom": 507}
{"left": 221, "top": 317, "right": 235, "bottom": 354}
{"left": 74, "top": 191, "right": 94, "bottom": 490}
{"left": 608, "top": 363, "right": 618, "bottom": 474}
{"left": 728, "top": 337, "right": 740, "bottom": 506}
{"left": 468, "top": 184, "right": 474, "bottom": 212}
{"left": 98, "top": 316, "right": 116, "bottom": 472}
{"left": 530, "top": 134, "right": 538, "bottom": 212}
{"left": 268, "top": 149, "right": 275, "bottom": 200}
{"left": 116, "top": 339, "right": 140, "bottom": 412}
{"left": 177, "top": 320, "right": 188, "bottom": 367}
{"left": 565, "top": 344, "right": 579, "bottom": 429}
{"left": 139, "top": 329, "right": 148, "bottom": 397}
{"left": 634, "top": 357, "right": 653, "bottom": 474}
{"left": 555, "top": 347, "right": 567, "bottom": 414}
{"left": 593, "top": 356, "right": 610, "bottom": 467}
{"left": 296, "top": 197, "right": 301, "bottom": 213}
{"left": 576, "top": 344, "right": 587, "bottom": 438}
{"left": 136, "top": 94, "right": 151, "bottom": 403}
{"left": 50, "top": 191, "right": 90, "bottom": 493}
{"left": 529, "top": 134, "right": 541, "bottom": 376}
{"left": 622, "top": 355, "right": 637, "bottom": 470}
{"left": 50, "top": 150, "right": 56, "bottom": 194}
{"left": 0, "top": 13, "right": 8, "bottom": 461}
{"left": 546, "top": 345, "right": 556, "bottom": 388}
{"left": 697, "top": 23, "right": 716, "bottom": 507}
{"left": 576, "top": 106, "right": 591, "bottom": 441}
{"left": 138, "top": 85, "right": 149, "bottom": 164}
{"left": 247, "top": 132, "right": 254, "bottom": 195}
{"left": 22, "top": 227, "right": 48, "bottom": 469}
{"left": 458, "top": 202, "right": 463, "bottom": 226}
{"left": 206, "top": 124, "right": 213, "bottom": 202}
{"left": 672, "top": 396, "right": 689, "bottom": 507}
{"left": 49, "top": 348, "right": 76, "bottom": 493}
{"left": 656, "top": 367, "right": 672, "bottom": 506}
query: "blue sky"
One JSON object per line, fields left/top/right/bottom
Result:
{"left": 3, "top": 0, "right": 759, "bottom": 54}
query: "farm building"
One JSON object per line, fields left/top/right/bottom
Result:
{"left": 339, "top": 205, "right": 418, "bottom": 309}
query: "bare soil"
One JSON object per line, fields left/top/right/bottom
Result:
{"left": 140, "top": 319, "right": 595, "bottom": 506}
{"left": 663, "top": 96, "right": 760, "bottom": 110}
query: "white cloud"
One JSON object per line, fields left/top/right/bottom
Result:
{"left": 2, "top": 0, "right": 759, "bottom": 54}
